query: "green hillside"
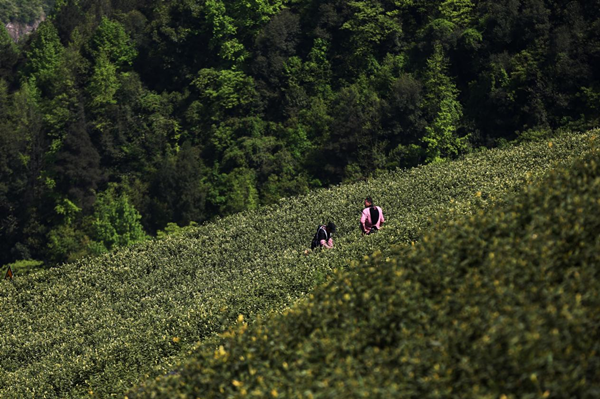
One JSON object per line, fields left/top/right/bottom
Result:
{"left": 130, "top": 134, "right": 600, "bottom": 398}
{"left": 0, "top": 131, "right": 597, "bottom": 397}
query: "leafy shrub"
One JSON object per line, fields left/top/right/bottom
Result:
{"left": 3, "top": 259, "right": 45, "bottom": 276}
{"left": 130, "top": 134, "right": 600, "bottom": 398}
{"left": 88, "top": 187, "right": 148, "bottom": 254}
{"left": 0, "top": 130, "right": 597, "bottom": 398}
{"left": 156, "top": 222, "right": 199, "bottom": 239}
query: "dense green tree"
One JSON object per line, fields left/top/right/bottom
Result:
{"left": 217, "top": 167, "right": 259, "bottom": 215}
{"left": 3, "top": 81, "right": 47, "bottom": 263}
{"left": 89, "top": 185, "right": 147, "bottom": 254}
{"left": 0, "top": 0, "right": 54, "bottom": 25}
{"left": 385, "top": 73, "right": 425, "bottom": 142}
{"left": 282, "top": 38, "right": 333, "bottom": 123}
{"left": 339, "top": 0, "right": 403, "bottom": 73}
{"left": 421, "top": 44, "right": 468, "bottom": 162}
{"left": 148, "top": 142, "right": 208, "bottom": 232}
{"left": 52, "top": 0, "right": 112, "bottom": 42}
{"left": 53, "top": 104, "right": 103, "bottom": 211}
{"left": 87, "top": 51, "right": 119, "bottom": 108}
{"left": 186, "top": 68, "right": 259, "bottom": 155}
{"left": 170, "top": 142, "right": 208, "bottom": 225}
{"left": 252, "top": 8, "right": 301, "bottom": 120}
{"left": 439, "top": 0, "right": 475, "bottom": 28}
{"left": 0, "top": 25, "right": 19, "bottom": 80}
{"left": 189, "top": 68, "right": 258, "bottom": 126}
{"left": 204, "top": 0, "right": 247, "bottom": 65}
{"left": 320, "top": 77, "right": 385, "bottom": 182}
{"left": 86, "top": 18, "right": 136, "bottom": 110}
{"left": 0, "top": 80, "right": 21, "bottom": 265}
{"left": 24, "top": 21, "right": 64, "bottom": 95}
{"left": 89, "top": 17, "right": 137, "bottom": 68}
{"left": 45, "top": 198, "right": 88, "bottom": 263}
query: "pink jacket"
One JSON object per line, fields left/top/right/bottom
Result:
{"left": 360, "top": 206, "right": 385, "bottom": 233}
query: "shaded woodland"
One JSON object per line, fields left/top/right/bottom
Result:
{"left": 0, "top": 0, "right": 54, "bottom": 24}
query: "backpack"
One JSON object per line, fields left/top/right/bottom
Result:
{"left": 311, "top": 225, "right": 328, "bottom": 249}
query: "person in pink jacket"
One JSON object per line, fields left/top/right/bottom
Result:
{"left": 360, "top": 196, "right": 384, "bottom": 235}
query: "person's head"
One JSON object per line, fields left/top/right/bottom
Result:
{"left": 364, "top": 196, "right": 373, "bottom": 207}
{"left": 326, "top": 222, "right": 337, "bottom": 234}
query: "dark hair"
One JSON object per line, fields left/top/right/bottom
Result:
{"left": 365, "top": 196, "right": 373, "bottom": 205}
{"left": 327, "top": 222, "right": 337, "bottom": 233}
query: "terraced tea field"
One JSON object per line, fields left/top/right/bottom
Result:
{"left": 0, "top": 131, "right": 597, "bottom": 398}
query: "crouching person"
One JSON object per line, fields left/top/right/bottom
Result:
{"left": 311, "top": 222, "right": 336, "bottom": 250}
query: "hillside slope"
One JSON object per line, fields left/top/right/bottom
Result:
{"left": 131, "top": 134, "right": 600, "bottom": 398}
{"left": 0, "top": 131, "right": 597, "bottom": 398}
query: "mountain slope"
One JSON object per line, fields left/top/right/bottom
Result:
{"left": 0, "top": 131, "right": 597, "bottom": 398}
{"left": 132, "top": 133, "right": 600, "bottom": 398}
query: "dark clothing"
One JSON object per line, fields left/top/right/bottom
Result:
{"left": 311, "top": 225, "right": 333, "bottom": 249}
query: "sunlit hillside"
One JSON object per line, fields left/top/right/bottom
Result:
{"left": 132, "top": 132, "right": 600, "bottom": 398}
{"left": 0, "top": 131, "right": 596, "bottom": 397}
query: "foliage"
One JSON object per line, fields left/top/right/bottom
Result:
{"left": 23, "top": 21, "right": 64, "bottom": 94}
{"left": 133, "top": 133, "right": 600, "bottom": 398}
{"left": 0, "top": 131, "right": 596, "bottom": 398}
{"left": 219, "top": 167, "right": 260, "bottom": 215}
{"left": 422, "top": 44, "right": 468, "bottom": 163}
{"left": 89, "top": 17, "right": 137, "bottom": 68}
{"left": 156, "top": 221, "right": 199, "bottom": 240}
{"left": 86, "top": 50, "right": 119, "bottom": 107}
{"left": 0, "top": 24, "right": 19, "bottom": 78}
{"left": 89, "top": 185, "right": 148, "bottom": 254}
{"left": 1, "top": 0, "right": 600, "bottom": 278}
{"left": 3, "top": 259, "right": 44, "bottom": 276}
{"left": 1, "top": 1, "right": 598, "bottom": 392}
{"left": 46, "top": 222, "right": 88, "bottom": 263}
{"left": 0, "top": 0, "right": 54, "bottom": 24}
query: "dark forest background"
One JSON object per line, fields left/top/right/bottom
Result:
{"left": 1, "top": 0, "right": 55, "bottom": 24}
{"left": 1, "top": 0, "right": 599, "bottom": 268}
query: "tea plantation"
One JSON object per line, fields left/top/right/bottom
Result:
{"left": 1, "top": 131, "right": 597, "bottom": 397}
{"left": 129, "top": 134, "right": 600, "bottom": 398}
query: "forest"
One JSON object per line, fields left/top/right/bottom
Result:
{"left": 0, "top": 0, "right": 54, "bottom": 24}
{"left": 1, "top": 0, "right": 599, "bottom": 268}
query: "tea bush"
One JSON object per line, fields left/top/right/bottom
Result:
{"left": 0, "top": 131, "right": 597, "bottom": 398}
{"left": 4, "top": 259, "right": 45, "bottom": 276}
{"left": 130, "top": 136, "right": 600, "bottom": 398}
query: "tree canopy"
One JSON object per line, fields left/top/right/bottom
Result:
{"left": 1, "top": 0, "right": 599, "bottom": 268}
{"left": 0, "top": 0, "right": 54, "bottom": 24}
